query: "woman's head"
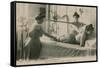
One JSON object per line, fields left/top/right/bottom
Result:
{"left": 73, "top": 12, "right": 80, "bottom": 22}
{"left": 85, "top": 24, "right": 94, "bottom": 35}
{"left": 35, "top": 13, "right": 45, "bottom": 24}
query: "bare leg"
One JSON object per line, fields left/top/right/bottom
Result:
{"left": 80, "top": 32, "right": 86, "bottom": 47}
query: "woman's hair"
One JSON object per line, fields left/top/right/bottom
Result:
{"left": 85, "top": 24, "right": 94, "bottom": 32}
{"left": 73, "top": 12, "right": 80, "bottom": 18}
{"left": 35, "top": 13, "right": 45, "bottom": 20}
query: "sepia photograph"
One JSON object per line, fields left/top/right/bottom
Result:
{"left": 15, "top": 2, "right": 97, "bottom": 66}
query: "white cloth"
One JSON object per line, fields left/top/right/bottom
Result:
{"left": 24, "top": 37, "right": 31, "bottom": 47}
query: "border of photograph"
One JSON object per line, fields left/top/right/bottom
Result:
{"left": 10, "top": 1, "right": 98, "bottom": 67}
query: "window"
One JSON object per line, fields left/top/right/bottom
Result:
{"left": 46, "top": 5, "right": 69, "bottom": 38}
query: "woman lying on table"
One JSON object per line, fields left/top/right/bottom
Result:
{"left": 58, "top": 12, "right": 94, "bottom": 47}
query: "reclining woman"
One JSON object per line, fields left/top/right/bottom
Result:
{"left": 24, "top": 13, "right": 57, "bottom": 60}
{"left": 59, "top": 12, "right": 94, "bottom": 47}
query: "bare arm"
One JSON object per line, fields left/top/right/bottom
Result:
{"left": 41, "top": 28, "right": 57, "bottom": 41}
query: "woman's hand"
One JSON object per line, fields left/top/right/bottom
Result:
{"left": 52, "top": 37, "right": 61, "bottom": 42}
{"left": 52, "top": 37, "right": 58, "bottom": 41}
